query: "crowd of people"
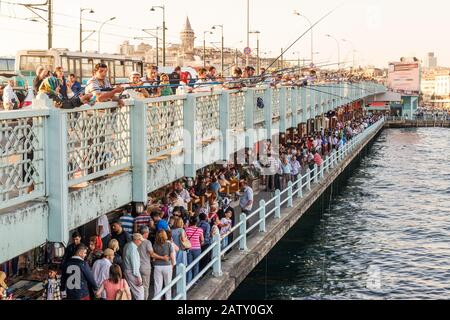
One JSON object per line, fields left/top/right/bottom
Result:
{"left": 0, "top": 110, "right": 385, "bottom": 301}
{"left": 1, "top": 59, "right": 382, "bottom": 111}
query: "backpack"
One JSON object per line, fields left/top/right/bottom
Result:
{"left": 115, "top": 280, "right": 130, "bottom": 301}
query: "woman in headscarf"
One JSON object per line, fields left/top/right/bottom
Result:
{"left": 38, "top": 76, "right": 92, "bottom": 109}
{"left": 0, "top": 271, "right": 9, "bottom": 300}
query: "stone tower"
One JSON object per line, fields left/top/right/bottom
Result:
{"left": 180, "top": 16, "right": 195, "bottom": 60}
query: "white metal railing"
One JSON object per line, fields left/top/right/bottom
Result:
{"left": 0, "top": 109, "right": 48, "bottom": 210}
{"left": 145, "top": 95, "right": 186, "bottom": 160}
{"left": 153, "top": 117, "right": 385, "bottom": 300}
{"left": 66, "top": 102, "right": 132, "bottom": 187}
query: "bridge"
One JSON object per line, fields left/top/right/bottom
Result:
{"left": 0, "top": 82, "right": 386, "bottom": 294}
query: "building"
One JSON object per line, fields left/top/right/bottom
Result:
{"left": 118, "top": 16, "right": 278, "bottom": 74}
{"left": 425, "top": 52, "right": 437, "bottom": 69}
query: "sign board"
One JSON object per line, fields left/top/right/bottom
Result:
{"left": 387, "top": 61, "right": 420, "bottom": 95}
{"left": 244, "top": 47, "right": 252, "bottom": 55}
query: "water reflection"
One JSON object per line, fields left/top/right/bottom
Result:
{"left": 231, "top": 128, "right": 450, "bottom": 300}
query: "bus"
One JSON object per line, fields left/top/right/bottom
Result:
{"left": 15, "top": 49, "right": 144, "bottom": 86}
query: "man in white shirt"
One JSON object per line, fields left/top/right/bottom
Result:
{"left": 97, "top": 214, "right": 111, "bottom": 250}
{"left": 2, "top": 80, "right": 18, "bottom": 110}
{"left": 91, "top": 249, "right": 115, "bottom": 299}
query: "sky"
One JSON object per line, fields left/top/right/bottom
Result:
{"left": 0, "top": 0, "right": 448, "bottom": 68}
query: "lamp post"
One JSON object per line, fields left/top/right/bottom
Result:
{"left": 249, "top": 30, "right": 260, "bottom": 74}
{"left": 150, "top": 5, "right": 166, "bottom": 66}
{"left": 203, "top": 31, "right": 212, "bottom": 68}
{"left": 98, "top": 16, "right": 116, "bottom": 53}
{"left": 341, "top": 38, "right": 356, "bottom": 70}
{"left": 294, "top": 10, "right": 313, "bottom": 65}
{"left": 212, "top": 25, "right": 224, "bottom": 76}
{"left": 325, "top": 34, "right": 340, "bottom": 70}
{"left": 80, "top": 8, "right": 94, "bottom": 52}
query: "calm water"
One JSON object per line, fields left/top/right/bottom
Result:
{"left": 231, "top": 128, "right": 450, "bottom": 300}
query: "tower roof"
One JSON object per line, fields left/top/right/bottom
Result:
{"left": 184, "top": 16, "right": 193, "bottom": 31}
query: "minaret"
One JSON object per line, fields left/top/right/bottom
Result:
{"left": 180, "top": 16, "right": 195, "bottom": 59}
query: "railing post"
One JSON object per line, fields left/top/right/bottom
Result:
{"left": 307, "top": 168, "right": 312, "bottom": 191}
{"left": 239, "top": 213, "right": 248, "bottom": 251}
{"left": 259, "top": 200, "right": 266, "bottom": 232}
{"left": 245, "top": 89, "right": 255, "bottom": 149}
{"left": 287, "top": 181, "right": 293, "bottom": 208}
{"left": 46, "top": 100, "right": 69, "bottom": 245}
{"left": 219, "top": 91, "right": 231, "bottom": 161}
{"left": 175, "top": 263, "right": 187, "bottom": 300}
{"left": 279, "top": 86, "right": 287, "bottom": 133}
{"left": 184, "top": 95, "right": 197, "bottom": 178}
{"left": 314, "top": 164, "right": 318, "bottom": 183}
{"left": 131, "top": 99, "right": 148, "bottom": 203}
{"left": 297, "top": 176, "right": 303, "bottom": 198}
{"left": 212, "top": 234, "right": 223, "bottom": 277}
{"left": 275, "top": 190, "right": 281, "bottom": 218}
{"left": 264, "top": 87, "right": 273, "bottom": 140}
{"left": 320, "top": 163, "right": 324, "bottom": 179}
{"left": 291, "top": 87, "right": 299, "bottom": 127}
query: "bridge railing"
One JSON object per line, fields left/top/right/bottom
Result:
{"left": 0, "top": 82, "right": 386, "bottom": 231}
{"left": 153, "top": 117, "right": 385, "bottom": 300}
{"left": 65, "top": 102, "right": 132, "bottom": 187}
{"left": 0, "top": 109, "right": 48, "bottom": 210}
{"left": 145, "top": 95, "right": 186, "bottom": 161}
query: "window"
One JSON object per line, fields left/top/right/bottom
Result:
{"left": 0, "top": 59, "right": 8, "bottom": 71}
{"left": 19, "top": 55, "right": 54, "bottom": 73}
{"left": 61, "top": 57, "right": 69, "bottom": 75}
{"left": 124, "top": 61, "right": 133, "bottom": 78}
{"left": 115, "top": 60, "right": 124, "bottom": 78}
{"left": 82, "top": 58, "right": 93, "bottom": 78}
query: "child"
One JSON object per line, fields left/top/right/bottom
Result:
{"left": 220, "top": 209, "right": 233, "bottom": 251}
{"left": 208, "top": 205, "right": 219, "bottom": 223}
{"left": 42, "top": 265, "right": 62, "bottom": 300}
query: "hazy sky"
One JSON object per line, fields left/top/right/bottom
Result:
{"left": 0, "top": 0, "right": 447, "bottom": 68}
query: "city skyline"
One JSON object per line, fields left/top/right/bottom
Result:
{"left": 0, "top": 0, "right": 448, "bottom": 68}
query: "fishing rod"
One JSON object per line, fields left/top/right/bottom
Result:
{"left": 266, "top": 3, "right": 344, "bottom": 71}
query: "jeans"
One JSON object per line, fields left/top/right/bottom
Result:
{"left": 176, "top": 250, "right": 188, "bottom": 267}
{"left": 221, "top": 236, "right": 229, "bottom": 250}
{"left": 186, "top": 249, "right": 202, "bottom": 284}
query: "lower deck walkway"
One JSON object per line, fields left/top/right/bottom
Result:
{"left": 170, "top": 119, "right": 385, "bottom": 300}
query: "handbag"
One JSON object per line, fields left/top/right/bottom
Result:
{"left": 182, "top": 228, "right": 200, "bottom": 251}
{"left": 115, "top": 280, "right": 130, "bottom": 301}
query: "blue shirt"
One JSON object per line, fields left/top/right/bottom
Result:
{"left": 156, "top": 219, "right": 170, "bottom": 232}
{"left": 123, "top": 242, "right": 140, "bottom": 277}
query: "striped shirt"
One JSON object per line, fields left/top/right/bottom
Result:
{"left": 134, "top": 213, "right": 152, "bottom": 231}
{"left": 85, "top": 76, "right": 112, "bottom": 95}
{"left": 185, "top": 227, "right": 204, "bottom": 250}
{"left": 120, "top": 214, "right": 135, "bottom": 234}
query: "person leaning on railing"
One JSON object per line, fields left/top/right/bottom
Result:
{"left": 85, "top": 63, "right": 125, "bottom": 107}
{"left": 38, "top": 77, "right": 92, "bottom": 109}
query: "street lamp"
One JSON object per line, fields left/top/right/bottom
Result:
{"left": 212, "top": 25, "right": 224, "bottom": 76}
{"left": 150, "top": 5, "right": 166, "bottom": 66}
{"left": 203, "top": 31, "right": 213, "bottom": 68}
{"left": 341, "top": 38, "right": 356, "bottom": 70}
{"left": 80, "top": 8, "right": 94, "bottom": 52}
{"left": 294, "top": 10, "right": 314, "bottom": 65}
{"left": 249, "top": 30, "right": 260, "bottom": 74}
{"left": 98, "top": 16, "right": 116, "bottom": 53}
{"left": 325, "top": 34, "right": 340, "bottom": 70}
